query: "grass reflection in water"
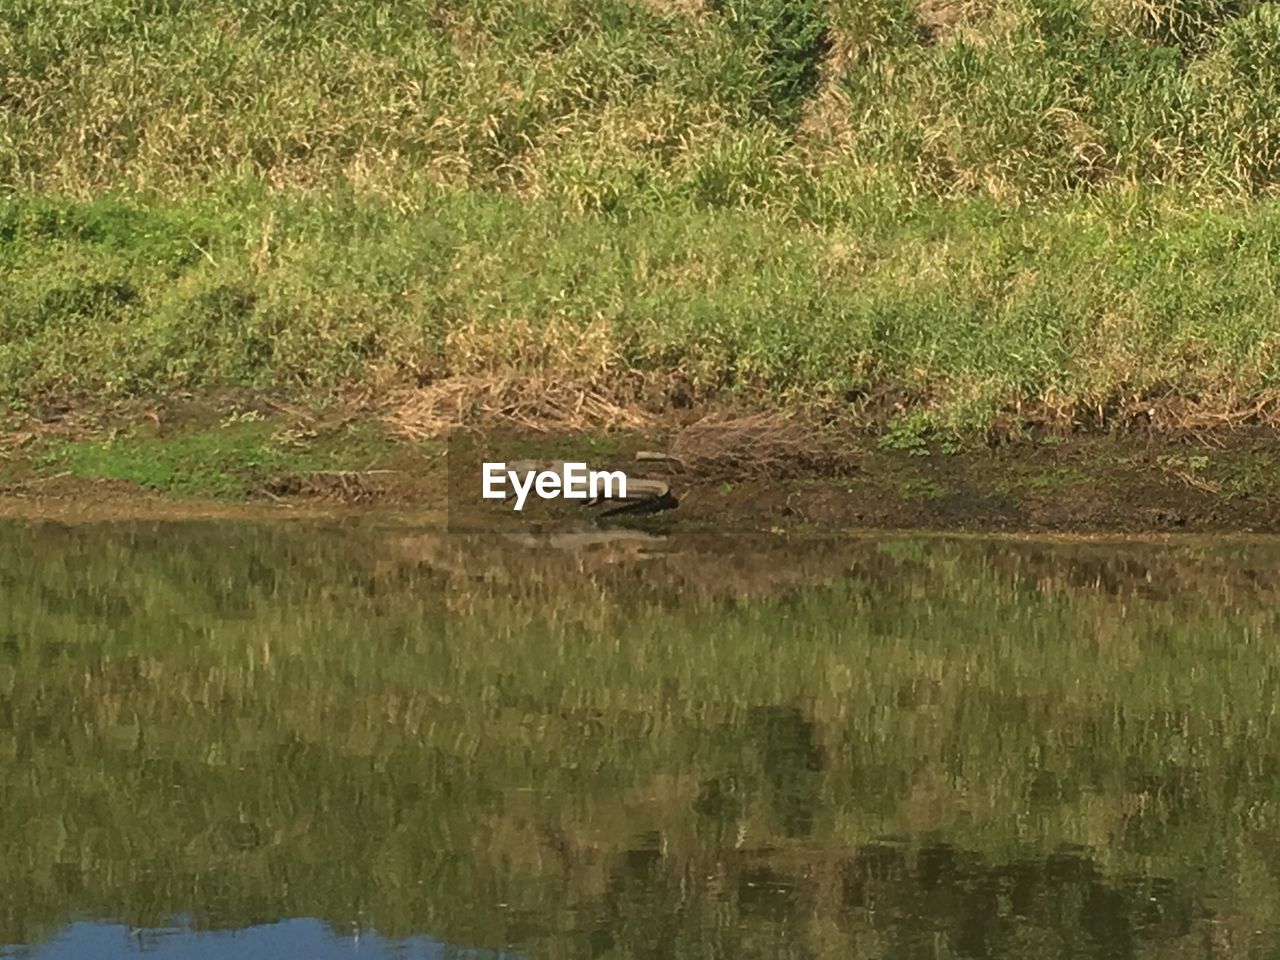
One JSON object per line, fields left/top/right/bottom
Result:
{"left": 2, "top": 522, "right": 1279, "bottom": 958}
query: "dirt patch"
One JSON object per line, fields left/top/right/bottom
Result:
{"left": 719, "top": 435, "right": 1280, "bottom": 535}
{"left": 0, "top": 485, "right": 408, "bottom": 525}
{"left": 440, "top": 423, "right": 1280, "bottom": 535}
{"left": 259, "top": 469, "right": 402, "bottom": 504}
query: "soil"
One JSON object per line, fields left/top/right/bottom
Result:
{"left": 2, "top": 397, "right": 1279, "bottom": 534}
{"left": 444, "top": 428, "right": 1280, "bottom": 535}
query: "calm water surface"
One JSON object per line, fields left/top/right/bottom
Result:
{"left": 3, "top": 521, "right": 1280, "bottom": 959}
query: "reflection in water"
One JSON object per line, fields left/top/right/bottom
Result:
{"left": 3, "top": 522, "right": 1280, "bottom": 958}
{"left": 0, "top": 919, "right": 483, "bottom": 959}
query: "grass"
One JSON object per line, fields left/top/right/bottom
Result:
{"left": 3, "top": 1, "right": 1280, "bottom": 439}
{"left": 27, "top": 417, "right": 392, "bottom": 497}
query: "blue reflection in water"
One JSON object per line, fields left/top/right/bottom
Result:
{"left": 1, "top": 919, "right": 511, "bottom": 960}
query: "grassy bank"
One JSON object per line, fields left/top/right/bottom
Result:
{"left": 4, "top": 0, "right": 1280, "bottom": 439}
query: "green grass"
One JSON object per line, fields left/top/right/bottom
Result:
{"left": 30, "top": 418, "right": 391, "bottom": 497}
{"left": 3, "top": 1, "right": 1280, "bottom": 437}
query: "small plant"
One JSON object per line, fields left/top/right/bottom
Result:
{"left": 1156, "top": 453, "right": 1221, "bottom": 494}
{"left": 222, "top": 409, "right": 265, "bottom": 427}
{"left": 878, "top": 411, "right": 935, "bottom": 456}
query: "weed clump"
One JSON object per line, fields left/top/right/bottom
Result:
{"left": 1096, "top": 0, "right": 1245, "bottom": 49}
{"left": 708, "top": 0, "right": 832, "bottom": 126}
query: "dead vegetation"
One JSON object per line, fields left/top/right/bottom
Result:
{"left": 1123, "top": 388, "right": 1280, "bottom": 434}
{"left": 383, "top": 377, "right": 660, "bottom": 440}
{"left": 915, "top": 0, "right": 976, "bottom": 43}
{"left": 668, "top": 411, "right": 861, "bottom": 480}
{"left": 381, "top": 375, "right": 862, "bottom": 481}
{"left": 640, "top": 0, "right": 703, "bottom": 15}
{"left": 379, "top": 374, "right": 1280, "bottom": 482}
{"left": 260, "top": 469, "right": 399, "bottom": 503}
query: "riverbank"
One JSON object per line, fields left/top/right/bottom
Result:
{"left": 4, "top": 394, "right": 1279, "bottom": 534}
{"left": 5, "top": 189, "right": 1280, "bottom": 445}
{"left": 6, "top": 3, "right": 1280, "bottom": 452}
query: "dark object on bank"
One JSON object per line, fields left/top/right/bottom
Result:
{"left": 504, "top": 460, "right": 678, "bottom": 518}
{"left": 596, "top": 477, "right": 679, "bottom": 518}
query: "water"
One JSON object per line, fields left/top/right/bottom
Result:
{"left": 3, "top": 520, "right": 1280, "bottom": 959}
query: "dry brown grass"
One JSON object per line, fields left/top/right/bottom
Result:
{"left": 260, "top": 469, "right": 400, "bottom": 503}
{"left": 668, "top": 411, "right": 860, "bottom": 480}
{"left": 640, "top": 0, "right": 704, "bottom": 15}
{"left": 382, "top": 380, "right": 861, "bottom": 481}
{"left": 379, "top": 371, "right": 1280, "bottom": 463}
{"left": 1090, "top": 0, "right": 1242, "bottom": 47}
{"left": 384, "top": 376, "right": 658, "bottom": 440}
{"left": 1124, "top": 387, "right": 1280, "bottom": 433}
{"left": 916, "top": 0, "right": 977, "bottom": 43}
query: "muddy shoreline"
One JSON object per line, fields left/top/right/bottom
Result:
{"left": 2, "top": 398, "right": 1279, "bottom": 533}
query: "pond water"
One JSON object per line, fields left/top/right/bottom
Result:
{"left": 3, "top": 520, "right": 1280, "bottom": 959}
